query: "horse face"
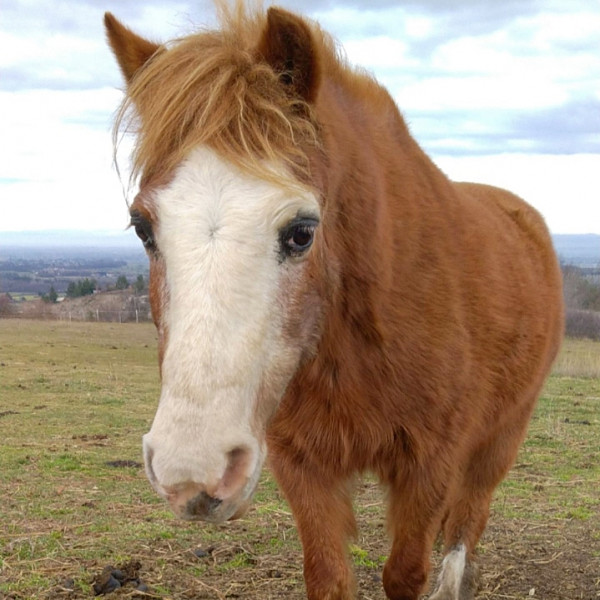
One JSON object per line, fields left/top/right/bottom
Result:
{"left": 136, "top": 146, "right": 322, "bottom": 522}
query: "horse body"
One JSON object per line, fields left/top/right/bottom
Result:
{"left": 105, "top": 5, "right": 563, "bottom": 599}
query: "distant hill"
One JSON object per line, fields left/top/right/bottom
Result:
{"left": 0, "top": 230, "right": 145, "bottom": 265}
{"left": 552, "top": 234, "right": 600, "bottom": 267}
{"left": 0, "top": 229, "right": 139, "bottom": 249}
{"left": 0, "top": 231, "right": 147, "bottom": 296}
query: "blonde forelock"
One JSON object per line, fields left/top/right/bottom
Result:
{"left": 114, "top": 1, "right": 320, "bottom": 188}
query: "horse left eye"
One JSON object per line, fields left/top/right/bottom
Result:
{"left": 280, "top": 218, "right": 318, "bottom": 258}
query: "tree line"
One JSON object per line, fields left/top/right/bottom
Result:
{"left": 40, "top": 275, "right": 147, "bottom": 303}
{"left": 562, "top": 265, "right": 600, "bottom": 340}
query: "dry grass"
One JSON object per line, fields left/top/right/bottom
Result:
{"left": 552, "top": 337, "right": 600, "bottom": 378}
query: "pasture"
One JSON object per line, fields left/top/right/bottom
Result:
{"left": 0, "top": 319, "right": 598, "bottom": 599}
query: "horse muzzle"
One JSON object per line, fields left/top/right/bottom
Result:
{"left": 143, "top": 435, "right": 263, "bottom": 523}
{"left": 162, "top": 482, "right": 253, "bottom": 523}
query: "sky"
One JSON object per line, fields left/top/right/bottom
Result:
{"left": 1, "top": 0, "right": 599, "bottom": 236}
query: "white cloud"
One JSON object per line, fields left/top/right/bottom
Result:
{"left": 0, "top": 88, "right": 129, "bottom": 231}
{"left": 435, "top": 153, "right": 600, "bottom": 234}
{"left": 343, "top": 37, "right": 413, "bottom": 71}
{"left": 0, "top": 0, "right": 598, "bottom": 234}
{"left": 398, "top": 74, "right": 569, "bottom": 112}
{"left": 403, "top": 15, "right": 433, "bottom": 40}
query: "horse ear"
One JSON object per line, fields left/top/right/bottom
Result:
{"left": 258, "top": 7, "right": 321, "bottom": 104}
{"left": 104, "top": 12, "right": 161, "bottom": 84}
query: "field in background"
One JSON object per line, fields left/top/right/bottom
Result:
{"left": 0, "top": 320, "right": 598, "bottom": 599}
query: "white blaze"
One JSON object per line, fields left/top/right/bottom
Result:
{"left": 143, "top": 146, "right": 319, "bottom": 498}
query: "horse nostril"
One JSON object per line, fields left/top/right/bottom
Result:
{"left": 217, "top": 446, "right": 251, "bottom": 498}
{"left": 186, "top": 491, "right": 222, "bottom": 517}
{"left": 143, "top": 439, "right": 158, "bottom": 485}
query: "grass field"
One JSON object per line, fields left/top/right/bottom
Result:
{"left": 0, "top": 320, "right": 598, "bottom": 599}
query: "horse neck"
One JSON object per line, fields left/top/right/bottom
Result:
{"left": 311, "top": 74, "right": 457, "bottom": 368}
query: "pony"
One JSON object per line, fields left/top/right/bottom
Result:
{"left": 104, "top": 4, "right": 564, "bottom": 599}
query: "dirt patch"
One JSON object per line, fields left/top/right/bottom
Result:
{"left": 104, "top": 460, "right": 143, "bottom": 469}
{"left": 0, "top": 410, "right": 20, "bottom": 418}
{"left": 73, "top": 435, "right": 109, "bottom": 442}
{"left": 72, "top": 434, "right": 110, "bottom": 448}
{"left": 476, "top": 519, "right": 599, "bottom": 599}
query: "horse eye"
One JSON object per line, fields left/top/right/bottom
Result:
{"left": 130, "top": 212, "right": 156, "bottom": 252}
{"left": 280, "top": 218, "right": 318, "bottom": 258}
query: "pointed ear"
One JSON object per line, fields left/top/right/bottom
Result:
{"left": 104, "top": 12, "right": 161, "bottom": 84}
{"left": 257, "top": 7, "right": 321, "bottom": 104}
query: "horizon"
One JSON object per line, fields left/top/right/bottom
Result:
{"left": 0, "top": 229, "right": 140, "bottom": 248}
{"left": 1, "top": 228, "right": 599, "bottom": 246}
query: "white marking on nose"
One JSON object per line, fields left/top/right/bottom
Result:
{"left": 143, "top": 145, "right": 320, "bottom": 507}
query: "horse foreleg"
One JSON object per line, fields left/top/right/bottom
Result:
{"left": 382, "top": 474, "right": 445, "bottom": 600}
{"left": 431, "top": 415, "right": 532, "bottom": 600}
{"left": 270, "top": 456, "right": 357, "bottom": 600}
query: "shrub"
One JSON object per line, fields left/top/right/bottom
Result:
{"left": 115, "top": 275, "right": 130, "bottom": 290}
{"left": 562, "top": 265, "right": 600, "bottom": 311}
{"left": 565, "top": 309, "right": 600, "bottom": 341}
{"left": 0, "top": 293, "right": 15, "bottom": 316}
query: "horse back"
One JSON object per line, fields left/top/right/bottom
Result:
{"left": 451, "top": 180, "right": 564, "bottom": 371}
{"left": 454, "top": 181, "right": 560, "bottom": 273}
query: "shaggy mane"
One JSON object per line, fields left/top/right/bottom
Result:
{"left": 115, "top": 1, "right": 326, "bottom": 186}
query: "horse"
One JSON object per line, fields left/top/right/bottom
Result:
{"left": 104, "top": 4, "right": 564, "bottom": 599}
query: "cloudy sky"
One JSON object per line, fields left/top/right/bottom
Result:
{"left": 1, "top": 0, "right": 598, "bottom": 235}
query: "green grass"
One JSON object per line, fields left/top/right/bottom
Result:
{"left": 0, "top": 320, "right": 598, "bottom": 599}
{"left": 492, "top": 369, "right": 600, "bottom": 524}
{"left": 0, "top": 320, "right": 299, "bottom": 597}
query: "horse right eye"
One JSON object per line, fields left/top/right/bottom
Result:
{"left": 130, "top": 212, "right": 156, "bottom": 252}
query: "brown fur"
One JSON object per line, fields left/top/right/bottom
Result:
{"left": 106, "top": 4, "right": 564, "bottom": 599}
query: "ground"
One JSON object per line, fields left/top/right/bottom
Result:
{"left": 33, "top": 479, "right": 600, "bottom": 599}
{"left": 0, "top": 321, "right": 598, "bottom": 599}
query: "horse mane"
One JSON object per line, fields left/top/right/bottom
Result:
{"left": 114, "top": 1, "right": 344, "bottom": 186}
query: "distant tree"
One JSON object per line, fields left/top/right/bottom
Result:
{"left": 41, "top": 286, "right": 58, "bottom": 303}
{"left": 116, "top": 275, "right": 130, "bottom": 290}
{"left": 80, "top": 278, "right": 96, "bottom": 296}
{"left": 66, "top": 278, "right": 97, "bottom": 298}
{"left": 66, "top": 282, "right": 77, "bottom": 298}
{"left": 133, "top": 274, "right": 146, "bottom": 294}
